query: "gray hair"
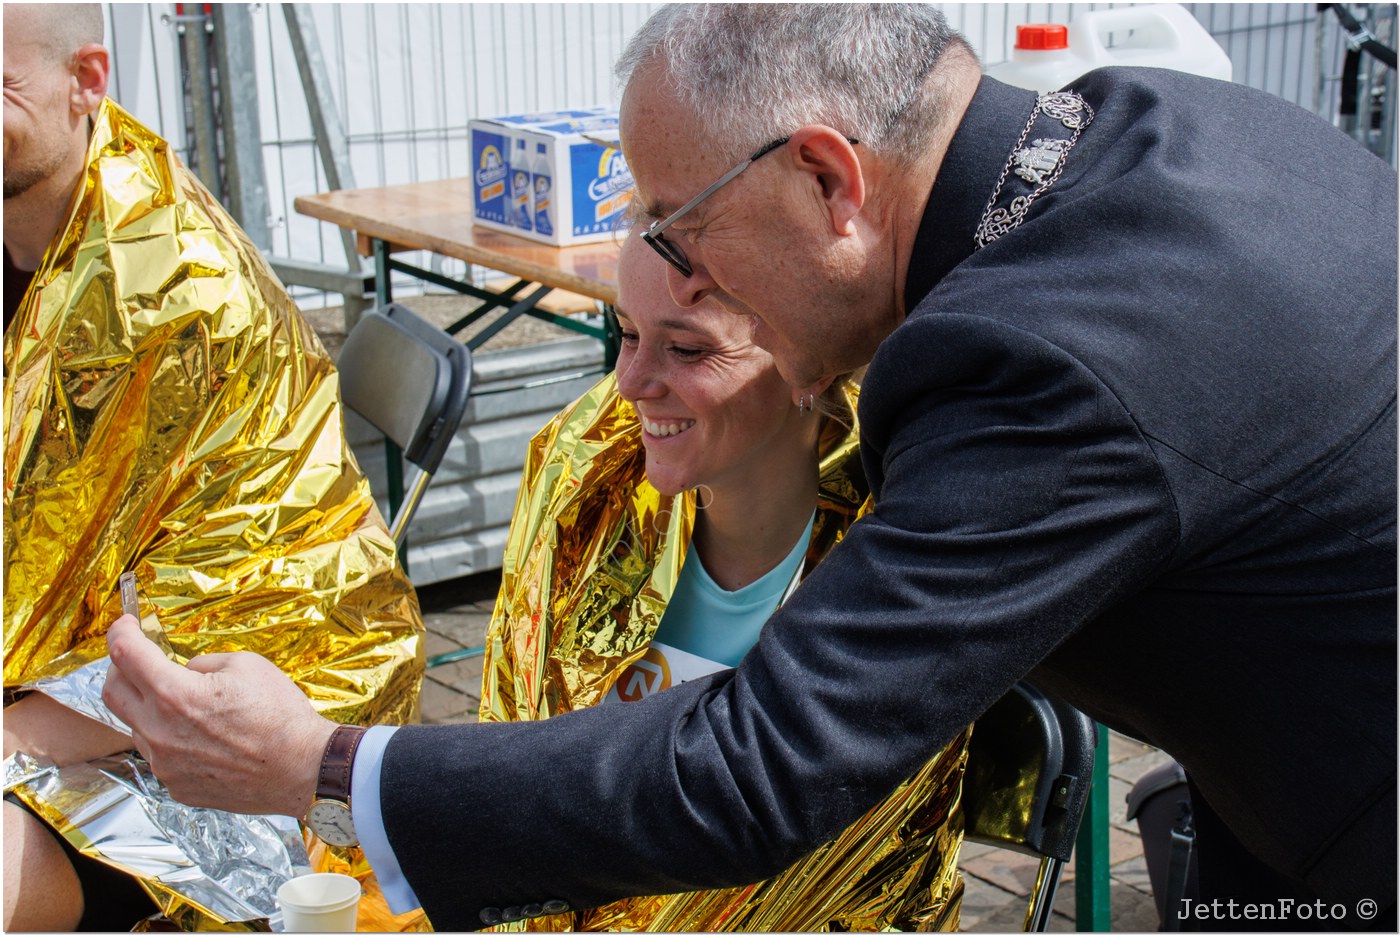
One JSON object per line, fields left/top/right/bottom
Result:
{"left": 616, "top": 4, "right": 976, "bottom": 167}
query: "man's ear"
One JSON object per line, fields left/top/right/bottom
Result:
{"left": 70, "top": 43, "right": 110, "bottom": 118}
{"left": 787, "top": 125, "right": 865, "bottom": 236}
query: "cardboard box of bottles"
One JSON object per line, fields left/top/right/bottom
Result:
{"left": 469, "top": 108, "right": 634, "bottom": 247}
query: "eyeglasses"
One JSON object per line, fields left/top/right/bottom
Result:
{"left": 641, "top": 134, "right": 858, "bottom": 278}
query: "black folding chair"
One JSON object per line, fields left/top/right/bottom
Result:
{"left": 337, "top": 303, "right": 472, "bottom": 546}
{"left": 961, "top": 681, "right": 1099, "bottom": 932}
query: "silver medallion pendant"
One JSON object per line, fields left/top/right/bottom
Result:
{"left": 1013, "top": 138, "right": 1072, "bottom": 185}
{"left": 975, "top": 92, "right": 1095, "bottom": 248}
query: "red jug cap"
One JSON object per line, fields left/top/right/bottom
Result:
{"left": 1016, "top": 24, "right": 1070, "bottom": 50}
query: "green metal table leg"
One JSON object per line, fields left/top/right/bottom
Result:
{"left": 373, "top": 237, "right": 392, "bottom": 307}
{"left": 1076, "top": 721, "right": 1112, "bottom": 931}
{"left": 602, "top": 304, "right": 621, "bottom": 369}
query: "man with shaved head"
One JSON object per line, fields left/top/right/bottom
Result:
{"left": 3, "top": 3, "right": 106, "bottom": 317}
{"left": 3, "top": 4, "right": 425, "bottom": 929}
{"left": 3, "top": 12, "right": 136, "bottom": 928}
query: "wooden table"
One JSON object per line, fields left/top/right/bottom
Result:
{"left": 295, "top": 177, "right": 621, "bottom": 360}
{"left": 297, "top": 178, "right": 623, "bottom": 579}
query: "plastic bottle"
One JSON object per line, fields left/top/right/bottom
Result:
{"left": 532, "top": 141, "right": 553, "bottom": 237}
{"left": 985, "top": 3, "right": 1232, "bottom": 92}
{"left": 508, "top": 134, "right": 533, "bottom": 232}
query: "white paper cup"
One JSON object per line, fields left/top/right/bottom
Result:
{"left": 277, "top": 872, "right": 362, "bottom": 932}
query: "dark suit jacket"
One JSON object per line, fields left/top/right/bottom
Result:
{"left": 381, "top": 69, "right": 1397, "bottom": 929}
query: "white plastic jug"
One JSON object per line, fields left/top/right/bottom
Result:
{"left": 985, "top": 3, "right": 1233, "bottom": 93}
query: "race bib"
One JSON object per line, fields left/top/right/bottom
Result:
{"left": 603, "top": 642, "right": 727, "bottom": 704}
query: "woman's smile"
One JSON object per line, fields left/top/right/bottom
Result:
{"left": 641, "top": 416, "right": 697, "bottom": 438}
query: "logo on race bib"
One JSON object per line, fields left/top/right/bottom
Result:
{"left": 615, "top": 647, "right": 671, "bottom": 702}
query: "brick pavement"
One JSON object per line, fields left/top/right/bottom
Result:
{"left": 412, "top": 571, "right": 1163, "bottom": 932}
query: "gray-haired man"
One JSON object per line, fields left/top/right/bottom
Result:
{"left": 105, "top": 5, "right": 1395, "bottom": 930}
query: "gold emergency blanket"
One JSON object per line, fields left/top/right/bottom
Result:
{"left": 480, "top": 375, "right": 969, "bottom": 932}
{"left": 3, "top": 99, "right": 425, "bottom": 929}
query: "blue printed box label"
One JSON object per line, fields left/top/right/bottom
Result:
{"left": 539, "top": 116, "right": 621, "bottom": 135}
{"left": 472, "top": 129, "right": 509, "bottom": 224}
{"left": 534, "top": 170, "right": 553, "bottom": 236}
{"left": 496, "top": 110, "right": 600, "bottom": 126}
{"left": 570, "top": 143, "right": 633, "bottom": 236}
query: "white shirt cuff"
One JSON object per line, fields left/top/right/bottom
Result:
{"left": 352, "top": 725, "right": 422, "bottom": 914}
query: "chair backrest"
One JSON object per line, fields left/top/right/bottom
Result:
{"left": 962, "top": 681, "right": 1098, "bottom": 862}
{"left": 338, "top": 303, "right": 472, "bottom": 475}
{"left": 338, "top": 304, "right": 472, "bottom": 545}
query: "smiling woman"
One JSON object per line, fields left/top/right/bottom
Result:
{"left": 613, "top": 248, "right": 816, "bottom": 579}
{"left": 474, "top": 232, "right": 972, "bottom": 932}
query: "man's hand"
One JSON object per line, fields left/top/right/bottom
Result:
{"left": 103, "top": 615, "right": 338, "bottom": 818}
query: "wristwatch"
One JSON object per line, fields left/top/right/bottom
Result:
{"left": 305, "top": 725, "right": 368, "bottom": 847}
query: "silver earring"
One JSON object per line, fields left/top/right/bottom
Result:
{"left": 796, "top": 392, "right": 815, "bottom": 415}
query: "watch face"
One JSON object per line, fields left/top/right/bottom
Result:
{"left": 307, "top": 799, "right": 359, "bottom": 847}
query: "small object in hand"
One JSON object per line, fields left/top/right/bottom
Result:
{"left": 117, "top": 571, "right": 177, "bottom": 658}
{"left": 120, "top": 571, "right": 141, "bottom": 620}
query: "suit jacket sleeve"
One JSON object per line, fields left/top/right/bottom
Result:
{"left": 378, "top": 311, "right": 1179, "bottom": 929}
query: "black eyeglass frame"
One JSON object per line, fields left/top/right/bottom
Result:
{"left": 640, "top": 134, "right": 859, "bottom": 278}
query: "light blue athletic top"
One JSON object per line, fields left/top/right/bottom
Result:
{"left": 652, "top": 508, "right": 816, "bottom": 668}
{"left": 358, "top": 507, "right": 818, "bottom": 915}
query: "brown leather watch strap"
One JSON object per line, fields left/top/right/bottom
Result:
{"left": 316, "top": 725, "right": 368, "bottom": 803}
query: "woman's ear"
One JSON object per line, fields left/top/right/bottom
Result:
{"left": 786, "top": 125, "right": 865, "bottom": 236}
{"left": 791, "top": 374, "right": 838, "bottom": 409}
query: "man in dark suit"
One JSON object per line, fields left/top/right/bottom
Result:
{"left": 104, "top": 4, "right": 1396, "bottom": 931}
